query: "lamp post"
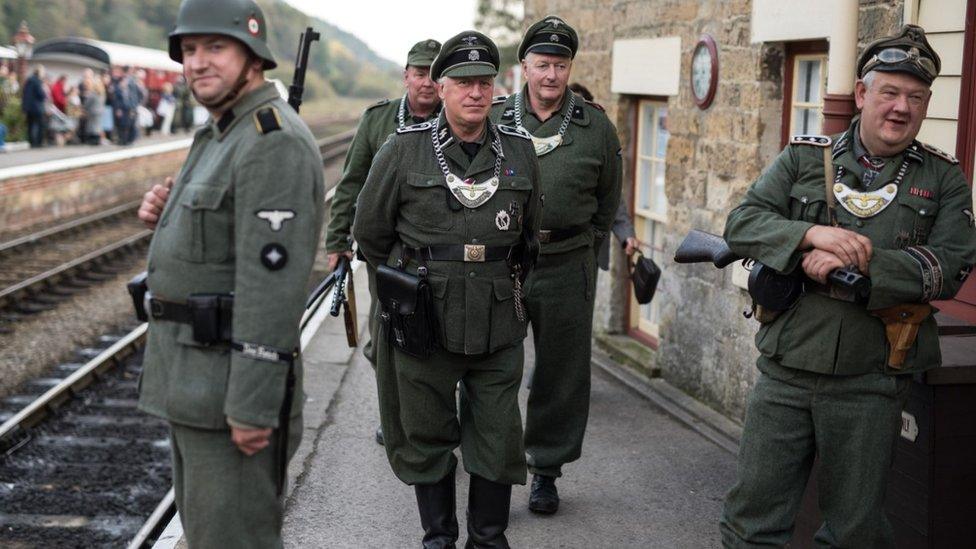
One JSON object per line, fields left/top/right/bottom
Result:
{"left": 13, "top": 21, "right": 35, "bottom": 86}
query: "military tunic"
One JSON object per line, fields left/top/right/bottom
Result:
{"left": 720, "top": 121, "right": 976, "bottom": 548}
{"left": 352, "top": 113, "right": 541, "bottom": 485}
{"left": 491, "top": 88, "right": 622, "bottom": 478}
{"left": 139, "top": 82, "right": 325, "bottom": 548}
{"left": 325, "top": 96, "right": 440, "bottom": 367}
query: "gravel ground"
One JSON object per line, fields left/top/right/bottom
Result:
{"left": 0, "top": 257, "right": 145, "bottom": 397}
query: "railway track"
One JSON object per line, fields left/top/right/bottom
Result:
{"left": 0, "top": 324, "right": 172, "bottom": 548}
{"left": 0, "top": 126, "right": 355, "bottom": 321}
{"left": 0, "top": 257, "right": 350, "bottom": 548}
{"left": 0, "top": 203, "right": 151, "bottom": 314}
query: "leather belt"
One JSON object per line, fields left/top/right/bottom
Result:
{"left": 409, "top": 244, "right": 514, "bottom": 263}
{"left": 146, "top": 297, "right": 194, "bottom": 323}
{"left": 538, "top": 224, "right": 588, "bottom": 244}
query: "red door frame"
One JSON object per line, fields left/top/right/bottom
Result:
{"left": 935, "top": 0, "right": 976, "bottom": 321}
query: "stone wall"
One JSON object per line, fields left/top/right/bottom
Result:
{"left": 0, "top": 149, "right": 187, "bottom": 238}
{"left": 524, "top": 0, "right": 906, "bottom": 420}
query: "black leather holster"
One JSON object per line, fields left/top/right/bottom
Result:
{"left": 375, "top": 264, "right": 438, "bottom": 358}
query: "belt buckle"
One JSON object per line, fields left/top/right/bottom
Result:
{"left": 538, "top": 230, "right": 551, "bottom": 244}
{"left": 464, "top": 244, "right": 486, "bottom": 262}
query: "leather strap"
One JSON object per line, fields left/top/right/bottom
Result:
{"left": 823, "top": 147, "right": 839, "bottom": 227}
{"left": 538, "top": 224, "right": 589, "bottom": 244}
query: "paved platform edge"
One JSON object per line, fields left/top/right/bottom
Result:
{"left": 591, "top": 346, "right": 742, "bottom": 455}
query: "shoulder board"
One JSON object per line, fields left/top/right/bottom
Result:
{"left": 919, "top": 141, "right": 959, "bottom": 164}
{"left": 790, "top": 134, "right": 831, "bottom": 147}
{"left": 496, "top": 124, "right": 531, "bottom": 140}
{"left": 365, "top": 98, "right": 392, "bottom": 112}
{"left": 395, "top": 120, "right": 434, "bottom": 134}
{"left": 585, "top": 100, "right": 605, "bottom": 112}
{"left": 253, "top": 107, "right": 282, "bottom": 135}
{"left": 492, "top": 94, "right": 509, "bottom": 105}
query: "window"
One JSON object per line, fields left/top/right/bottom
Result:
{"left": 631, "top": 100, "right": 668, "bottom": 340}
{"left": 781, "top": 41, "right": 829, "bottom": 148}
{"left": 790, "top": 55, "right": 827, "bottom": 135}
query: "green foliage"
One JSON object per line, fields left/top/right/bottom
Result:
{"left": 0, "top": 0, "right": 400, "bottom": 99}
{"left": 475, "top": 0, "right": 523, "bottom": 68}
{"left": 1, "top": 95, "right": 27, "bottom": 142}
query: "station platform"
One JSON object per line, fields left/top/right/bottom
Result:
{"left": 0, "top": 133, "right": 192, "bottom": 171}
{"left": 156, "top": 263, "right": 737, "bottom": 548}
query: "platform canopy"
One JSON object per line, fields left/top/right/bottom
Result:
{"left": 0, "top": 45, "right": 17, "bottom": 60}
{"left": 31, "top": 37, "right": 181, "bottom": 73}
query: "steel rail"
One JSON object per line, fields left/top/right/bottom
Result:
{"left": 0, "top": 200, "right": 141, "bottom": 256}
{"left": 0, "top": 229, "right": 153, "bottom": 309}
{"left": 0, "top": 323, "right": 147, "bottom": 447}
{"left": 317, "top": 127, "right": 356, "bottom": 164}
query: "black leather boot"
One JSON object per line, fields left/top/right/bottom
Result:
{"left": 464, "top": 474, "right": 512, "bottom": 549}
{"left": 528, "top": 474, "right": 559, "bottom": 514}
{"left": 415, "top": 469, "right": 459, "bottom": 549}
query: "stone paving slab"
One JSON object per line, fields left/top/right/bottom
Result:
{"left": 284, "top": 324, "right": 737, "bottom": 548}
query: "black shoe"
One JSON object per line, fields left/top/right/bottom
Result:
{"left": 375, "top": 425, "right": 384, "bottom": 446}
{"left": 415, "top": 469, "right": 459, "bottom": 549}
{"left": 528, "top": 474, "right": 559, "bottom": 515}
{"left": 464, "top": 475, "right": 512, "bottom": 549}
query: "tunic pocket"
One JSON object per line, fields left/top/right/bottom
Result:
{"left": 175, "top": 185, "right": 233, "bottom": 263}
{"left": 788, "top": 186, "right": 828, "bottom": 224}
{"left": 895, "top": 194, "right": 937, "bottom": 246}
{"left": 489, "top": 276, "right": 526, "bottom": 351}
{"left": 403, "top": 173, "right": 455, "bottom": 232}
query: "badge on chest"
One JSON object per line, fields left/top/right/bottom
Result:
{"left": 833, "top": 183, "right": 898, "bottom": 218}
{"left": 446, "top": 173, "right": 500, "bottom": 208}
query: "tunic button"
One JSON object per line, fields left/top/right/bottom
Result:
{"left": 855, "top": 220, "right": 864, "bottom": 228}
{"left": 192, "top": 197, "right": 199, "bottom": 206}
{"left": 919, "top": 209, "right": 927, "bottom": 216}
{"left": 471, "top": 238, "right": 479, "bottom": 244}
{"left": 800, "top": 196, "right": 808, "bottom": 204}
{"left": 468, "top": 272, "right": 476, "bottom": 278}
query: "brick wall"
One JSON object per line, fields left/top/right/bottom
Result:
{"left": 525, "top": 0, "right": 906, "bottom": 420}
{"left": 0, "top": 149, "right": 187, "bottom": 238}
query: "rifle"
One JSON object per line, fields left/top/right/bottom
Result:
{"left": 674, "top": 229, "right": 871, "bottom": 313}
{"left": 329, "top": 255, "right": 359, "bottom": 347}
{"left": 287, "top": 27, "right": 320, "bottom": 113}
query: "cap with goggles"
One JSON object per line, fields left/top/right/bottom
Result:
{"left": 857, "top": 24, "right": 941, "bottom": 85}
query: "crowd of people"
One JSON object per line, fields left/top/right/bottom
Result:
{"left": 0, "top": 59, "right": 195, "bottom": 151}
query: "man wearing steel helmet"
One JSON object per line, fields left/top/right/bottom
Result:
{"left": 136, "top": 1, "right": 324, "bottom": 547}
{"left": 325, "top": 38, "right": 442, "bottom": 447}
{"left": 490, "top": 15, "right": 622, "bottom": 516}
{"left": 720, "top": 25, "right": 976, "bottom": 547}
{"left": 354, "top": 31, "right": 541, "bottom": 548}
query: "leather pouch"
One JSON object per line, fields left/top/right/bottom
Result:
{"left": 376, "top": 264, "right": 438, "bottom": 358}
{"left": 629, "top": 251, "right": 661, "bottom": 305}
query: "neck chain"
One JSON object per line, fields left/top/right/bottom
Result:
{"left": 430, "top": 116, "right": 504, "bottom": 209}
{"left": 397, "top": 94, "right": 408, "bottom": 129}
{"left": 514, "top": 91, "right": 576, "bottom": 156}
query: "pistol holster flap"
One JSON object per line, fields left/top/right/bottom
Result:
{"left": 376, "top": 264, "right": 423, "bottom": 315}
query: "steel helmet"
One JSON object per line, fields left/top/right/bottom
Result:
{"left": 169, "top": 0, "right": 277, "bottom": 70}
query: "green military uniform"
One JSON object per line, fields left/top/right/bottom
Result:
{"left": 490, "top": 16, "right": 622, "bottom": 483}
{"left": 139, "top": 2, "right": 325, "bottom": 547}
{"left": 720, "top": 26, "right": 976, "bottom": 548}
{"left": 325, "top": 39, "right": 441, "bottom": 368}
{"left": 353, "top": 31, "right": 541, "bottom": 548}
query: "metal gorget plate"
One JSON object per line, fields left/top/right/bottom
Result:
{"left": 833, "top": 182, "right": 898, "bottom": 218}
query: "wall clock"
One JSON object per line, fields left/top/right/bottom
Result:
{"left": 691, "top": 35, "right": 718, "bottom": 109}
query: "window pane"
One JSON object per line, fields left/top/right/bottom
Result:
{"left": 640, "top": 104, "right": 656, "bottom": 157}
{"left": 638, "top": 159, "right": 653, "bottom": 211}
{"left": 655, "top": 107, "right": 669, "bottom": 159}
{"left": 653, "top": 162, "right": 666, "bottom": 216}
{"left": 793, "top": 107, "right": 821, "bottom": 134}
{"left": 795, "top": 59, "right": 822, "bottom": 104}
